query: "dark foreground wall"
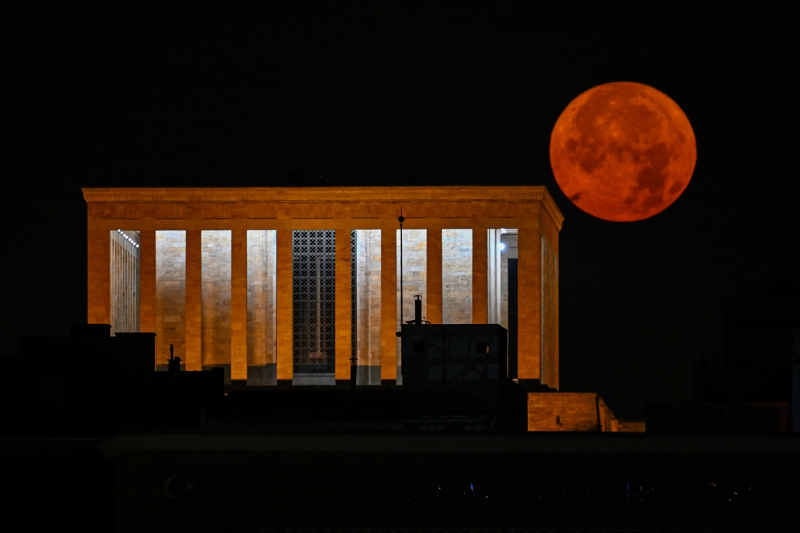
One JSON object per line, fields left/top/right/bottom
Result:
{"left": 101, "top": 434, "right": 800, "bottom": 532}
{"left": 1, "top": 437, "right": 113, "bottom": 532}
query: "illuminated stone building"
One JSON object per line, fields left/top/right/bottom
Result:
{"left": 84, "top": 186, "right": 561, "bottom": 391}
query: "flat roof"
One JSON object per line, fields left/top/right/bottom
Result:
{"left": 82, "top": 186, "right": 564, "bottom": 229}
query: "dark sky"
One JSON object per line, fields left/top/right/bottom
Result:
{"left": 4, "top": 2, "right": 798, "bottom": 417}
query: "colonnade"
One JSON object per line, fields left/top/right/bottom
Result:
{"left": 85, "top": 187, "right": 562, "bottom": 388}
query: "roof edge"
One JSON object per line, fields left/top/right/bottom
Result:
{"left": 82, "top": 186, "right": 564, "bottom": 229}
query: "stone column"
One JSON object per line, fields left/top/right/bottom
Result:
{"left": 540, "top": 233, "right": 560, "bottom": 390}
{"left": 246, "top": 230, "right": 277, "bottom": 385}
{"left": 335, "top": 228, "right": 352, "bottom": 381}
{"left": 139, "top": 230, "right": 156, "bottom": 338}
{"left": 87, "top": 225, "right": 110, "bottom": 326}
{"left": 472, "top": 226, "right": 488, "bottom": 324}
{"left": 126, "top": 239, "right": 132, "bottom": 329}
{"left": 110, "top": 236, "right": 117, "bottom": 333}
{"left": 185, "top": 230, "right": 202, "bottom": 371}
{"left": 276, "top": 229, "right": 293, "bottom": 381}
{"left": 517, "top": 227, "right": 541, "bottom": 380}
{"left": 487, "top": 229, "right": 501, "bottom": 325}
{"left": 120, "top": 239, "right": 125, "bottom": 329}
{"left": 380, "top": 223, "right": 397, "bottom": 381}
{"left": 110, "top": 237, "right": 117, "bottom": 333}
{"left": 356, "top": 230, "right": 382, "bottom": 384}
{"left": 426, "top": 227, "right": 442, "bottom": 324}
{"left": 119, "top": 239, "right": 124, "bottom": 331}
{"left": 230, "top": 229, "right": 248, "bottom": 381}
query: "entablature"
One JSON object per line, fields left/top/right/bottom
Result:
{"left": 83, "top": 186, "right": 564, "bottom": 230}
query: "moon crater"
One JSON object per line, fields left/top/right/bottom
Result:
{"left": 551, "top": 82, "right": 696, "bottom": 222}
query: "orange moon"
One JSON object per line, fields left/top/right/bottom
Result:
{"left": 550, "top": 82, "right": 696, "bottom": 222}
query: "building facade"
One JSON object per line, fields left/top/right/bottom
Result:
{"left": 84, "top": 186, "right": 562, "bottom": 389}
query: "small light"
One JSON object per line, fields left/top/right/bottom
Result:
{"left": 498, "top": 243, "right": 506, "bottom": 251}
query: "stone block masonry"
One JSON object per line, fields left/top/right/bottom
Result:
{"left": 528, "top": 392, "right": 623, "bottom": 432}
{"left": 541, "top": 235, "right": 559, "bottom": 389}
{"left": 110, "top": 230, "right": 140, "bottom": 335}
{"left": 81, "top": 187, "right": 647, "bottom": 431}
{"left": 155, "top": 231, "right": 185, "bottom": 364}
{"left": 185, "top": 230, "right": 202, "bottom": 370}
{"left": 202, "top": 230, "right": 232, "bottom": 366}
{"left": 355, "top": 230, "right": 381, "bottom": 384}
{"left": 246, "top": 230, "right": 276, "bottom": 384}
{"left": 396, "top": 229, "right": 427, "bottom": 372}
{"left": 442, "top": 229, "right": 472, "bottom": 324}
{"left": 84, "top": 186, "right": 563, "bottom": 390}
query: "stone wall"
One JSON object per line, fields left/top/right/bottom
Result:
{"left": 528, "top": 392, "right": 600, "bottom": 431}
{"left": 541, "top": 235, "right": 559, "bottom": 389}
{"left": 355, "top": 230, "right": 381, "bottom": 384}
{"left": 528, "top": 392, "right": 627, "bottom": 432}
{"left": 86, "top": 187, "right": 564, "bottom": 387}
{"left": 110, "top": 230, "right": 140, "bottom": 335}
{"left": 396, "top": 229, "right": 426, "bottom": 372}
{"left": 202, "top": 230, "right": 231, "bottom": 365}
{"left": 247, "top": 230, "right": 276, "bottom": 384}
{"left": 442, "top": 229, "right": 472, "bottom": 324}
{"left": 155, "top": 231, "right": 185, "bottom": 364}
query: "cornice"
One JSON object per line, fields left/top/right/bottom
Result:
{"left": 539, "top": 189, "right": 565, "bottom": 231}
{"left": 82, "top": 186, "right": 564, "bottom": 229}
{"left": 84, "top": 186, "right": 544, "bottom": 203}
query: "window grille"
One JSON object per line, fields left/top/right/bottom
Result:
{"left": 292, "top": 230, "right": 336, "bottom": 373}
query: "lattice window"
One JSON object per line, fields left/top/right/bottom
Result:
{"left": 293, "top": 230, "right": 336, "bottom": 373}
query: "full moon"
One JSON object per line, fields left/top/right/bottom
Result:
{"left": 550, "top": 82, "right": 696, "bottom": 222}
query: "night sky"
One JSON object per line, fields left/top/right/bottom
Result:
{"left": 4, "top": 3, "right": 798, "bottom": 417}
